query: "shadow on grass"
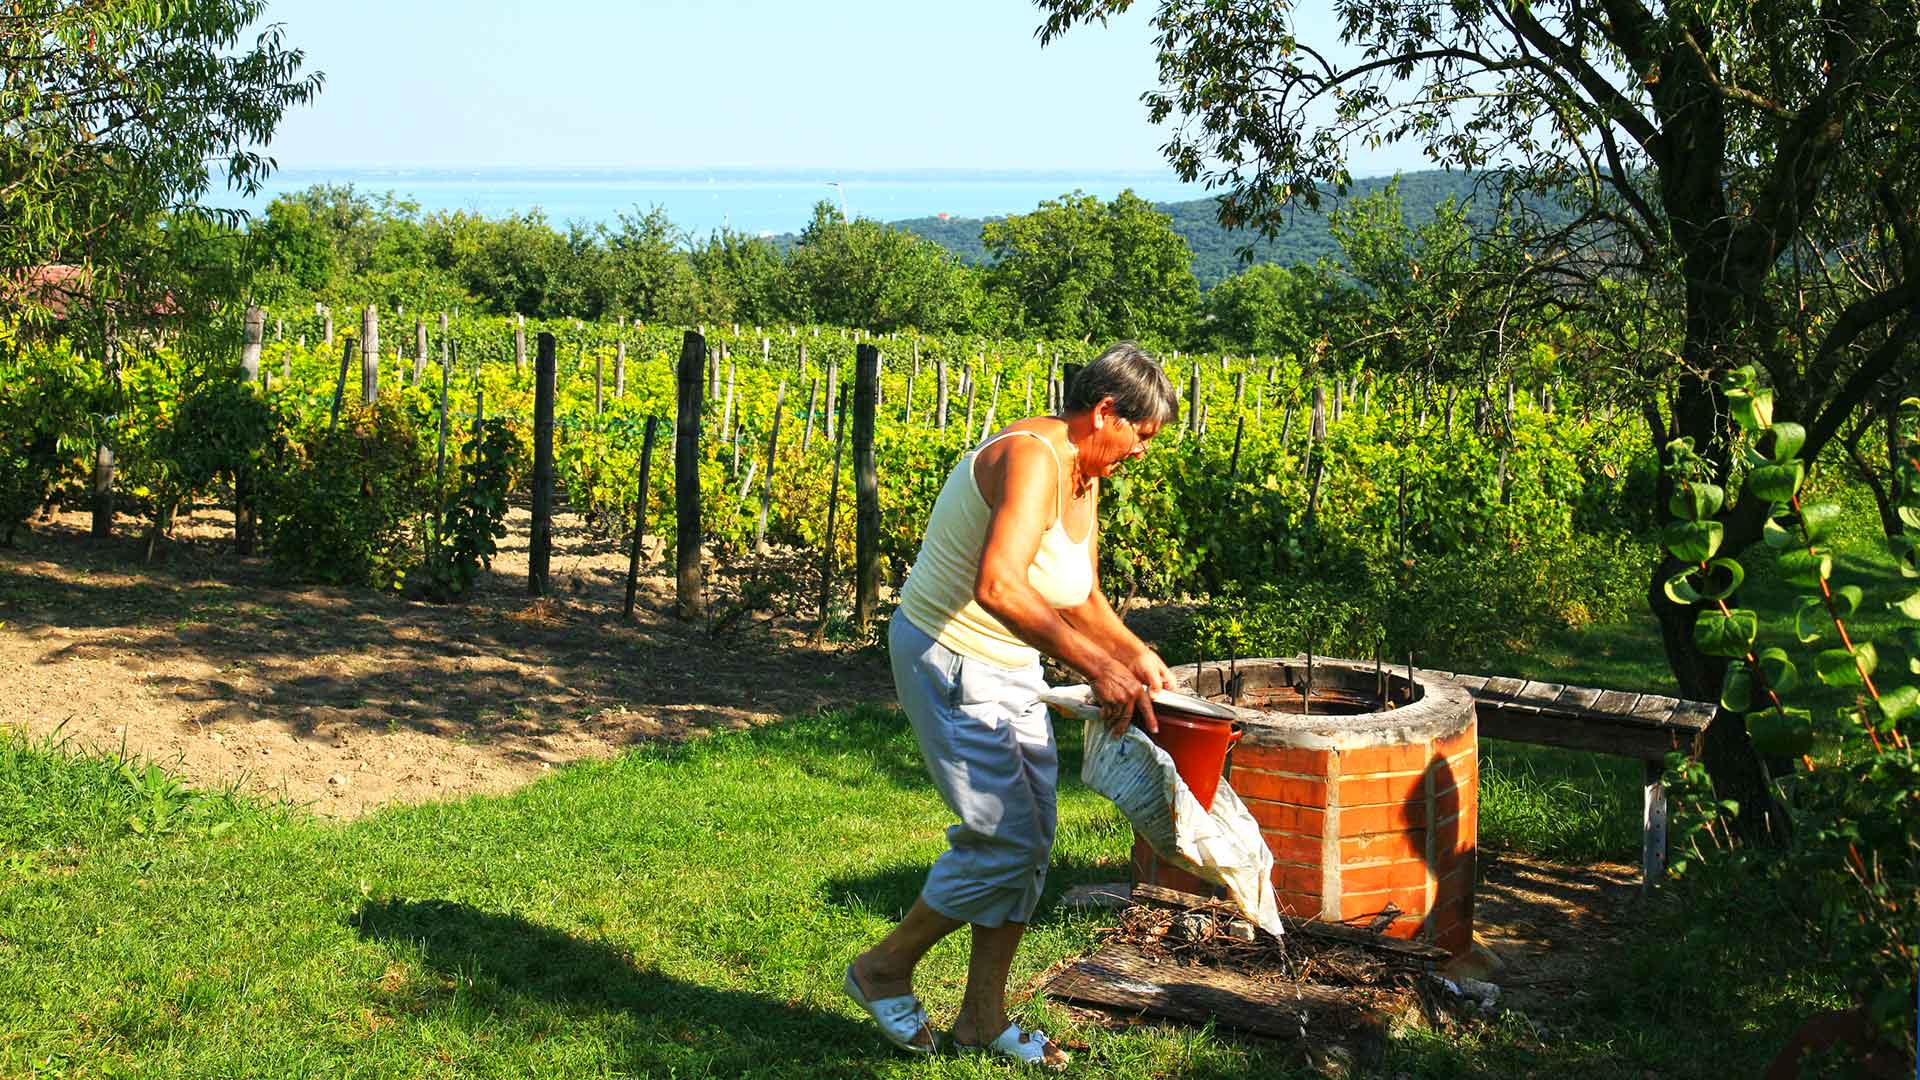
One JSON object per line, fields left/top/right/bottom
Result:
{"left": 348, "top": 898, "right": 881, "bottom": 1076}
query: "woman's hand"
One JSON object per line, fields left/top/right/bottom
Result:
{"left": 1093, "top": 659, "right": 1157, "bottom": 737}
{"left": 1129, "top": 648, "right": 1175, "bottom": 692}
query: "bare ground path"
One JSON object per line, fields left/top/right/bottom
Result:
{"left": 0, "top": 504, "right": 892, "bottom": 818}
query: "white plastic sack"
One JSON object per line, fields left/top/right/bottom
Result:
{"left": 1041, "top": 687, "right": 1284, "bottom": 939}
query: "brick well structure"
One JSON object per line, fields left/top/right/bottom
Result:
{"left": 1132, "top": 658, "right": 1480, "bottom": 958}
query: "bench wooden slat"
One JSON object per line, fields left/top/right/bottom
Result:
{"left": 1591, "top": 689, "right": 1643, "bottom": 718}
{"left": 1630, "top": 695, "right": 1682, "bottom": 727}
{"left": 1478, "top": 709, "right": 1685, "bottom": 760}
{"left": 1666, "top": 701, "right": 1717, "bottom": 733}
{"left": 1552, "top": 685, "right": 1604, "bottom": 712}
{"left": 1479, "top": 676, "right": 1528, "bottom": 704}
{"left": 1512, "top": 681, "right": 1565, "bottom": 710}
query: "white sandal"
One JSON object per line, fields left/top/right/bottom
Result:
{"left": 958, "top": 1021, "right": 1070, "bottom": 1071}
{"left": 841, "top": 964, "right": 938, "bottom": 1056}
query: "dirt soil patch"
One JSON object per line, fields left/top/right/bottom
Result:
{"left": 0, "top": 505, "right": 892, "bottom": 818}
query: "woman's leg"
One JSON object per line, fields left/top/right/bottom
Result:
{"left": 851, "top": 897, "right": 962, "bottom": 999}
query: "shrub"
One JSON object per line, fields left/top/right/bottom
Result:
{"left": 261, "top": 402, "right": 430, "bottom": 589}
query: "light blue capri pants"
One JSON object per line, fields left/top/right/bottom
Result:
{"left": 889, "top": 614, "right": 1059, "bottom": 928}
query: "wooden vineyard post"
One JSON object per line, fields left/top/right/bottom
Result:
{"left": 623, "top": 416, "right": 661, "bottom": 622}
{"left": 437, "top": 342, "right": 453, "bottom": 493}
{"left": 755, "top": 381, "right": 786, "bottom": 553}
{"left": 414, "top": 317, "right": 428, "bottom": 385}
{"left": 241, "top": 305, "right": 263, "bottom": 382}
{"left": 904, "top": 369, "right": 915, "bottom": 425}
{"left": 815, "top": 384, "right": 849, "bottom": 641}
{"left": 528, "top": 333, "right": 557, "bottom": 598}
{"left": 802, "top": 377, "right": 819, "bottom": 452}
{"left": 721, "top": 357, "right": 736, "bottom": 440}
{"left": 963, "top": 365, "right": 977, "bottom": 439}
{"left": 1279, "top": 396, "right": 1295, "bottom": 453}
{"left": 513, "top": 314, "right": 526, "bottom": 375}
{"left": 936, "top": 355, "right": 949, "bottom": 430}
{"left": 854, "top": 344, "right": 881, "bottom": 634}
{"left": 235, "top": 306, "right": 264, "bottom": 555}
{"left": 825, "top": 358, "right": 839, "bottom": 443}
{"left": 595, "top": 346, "right": 606, "bottom": 421}
{"left": 1305, "top": 383, "right": 1327, "bottom": 526}
{"left": 1229, "top": 412, "right": 1246, "bottom": 481}
{"left": 1187, "top": 365, "right": 1201, "bottom": 434}
{"left": 615, "top": 317, "right": 627, "bottom": 397}
{"left": 322, "top": 305, "right": 333, "bottom": 347}
{"left": 1024, "top": 372, "right": 1033, "bottom": 416}
{"left": 1046, "top": 354, "right": 1059, "bottom": 412}
{"left": 328, "top": 335, "right": 353, "bottom": 434}
{"left": 675, "top": 331, "right": 706, "bottom": 620}
{"left": 361, "top": 304, "right": 379, "bottom": 403}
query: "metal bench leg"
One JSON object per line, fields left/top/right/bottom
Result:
{"left": 1642, "top": 759, "right": 1668, "bottom": 890}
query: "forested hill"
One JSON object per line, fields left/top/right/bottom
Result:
{"left": 876, "top": 170, "right": 1544, "bottom": 288}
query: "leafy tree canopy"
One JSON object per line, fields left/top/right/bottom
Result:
{"left": 983, "top": 189, "right": 1199, "bottom": 344}
{"left": 1, "top": 0, "right": 321, "bottom": 331}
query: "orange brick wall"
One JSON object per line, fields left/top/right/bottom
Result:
{"left": 1131, "top": 716, "right": 1478, "bottom": 958}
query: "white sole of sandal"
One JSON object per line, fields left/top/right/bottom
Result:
{"left": 841, "top": 964, "right": 938, "bottom": 1056}
{"left": 955, "top": 1022, "right": 1070, "bottom": 1071}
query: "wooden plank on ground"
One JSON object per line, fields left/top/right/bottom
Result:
{"left": 1131, "top": 883, "right": 1451, "bottom": 962}
{"left": 1041, "top": 942, "right": 1375, "bottom": 1039}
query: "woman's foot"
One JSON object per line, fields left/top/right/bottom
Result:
{"left": 953, "top": 1018, "right": 1071, "bottom": 1071}
{"left": 844, "top": 956, "right": 936, "bottom": 1054}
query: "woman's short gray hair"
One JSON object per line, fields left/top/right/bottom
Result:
{"left": 1064, "top": 342, "right": 1179, "bottom": 426}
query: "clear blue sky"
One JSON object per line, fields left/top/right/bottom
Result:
{"left": 253, "top": 0, "right": 1430, "bottom": 175}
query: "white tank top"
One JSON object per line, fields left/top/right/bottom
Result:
{"left": 896, "top": 429, "right": 1096, "bottom": 669}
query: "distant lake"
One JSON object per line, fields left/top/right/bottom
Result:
{"left": 209, "top": 167, "right": 1215, "bottom": 237}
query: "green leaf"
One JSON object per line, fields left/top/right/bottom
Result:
{"left": 1749, "top": 708, "right": 1813, "bottom": 758}
{"left": 1777, "top": 547, "right": 1832, "bottom": 586}
{"left": 1667, "top": 482, "right": 1724, "bottom": 521}
{"left": 1693, "top": 608, "right": 1758, "bottom": 658}
{"left": 1876, "top": 685, "right": 1920, "bottom": 726}
{"left": 1797, "top": 501, "right": 1841, "bottom": 543}
{"left": 1727, "top": 386, "right": 1774, "bottom": 432}
{"left": 1661, "top": 520, "right": 1723, "bottom": 563}
{"left": 1764, "top": 422, "right": 1806, "bottom": 464}
{"left": 1756, "top": 647, "right": 1798, "bottom": 694}
{"left": 1720, "top": 666, "right": 1754, "bottom": 712}
{"left": 1747, "top": 461, "right": 1804, "bottom": 503}
{"left": 1763, "top": 516, "right": 1799, "bottom": 549}
{"left": 1698, "top": 558, "right": 1745, "bottom": 602}
{"left": 1890, "top": 591, "right": 1920, "bottom": 621}
{"left": 1901, "top": 505, "right": 1920, "bottom": 530}
{"left": 1795, "top": 597, "right": 1826, "bottom": 644}
{"left": 1663, "top": 570, "right": 1703, "bottom": 605}
{"left": 1892, "top": 534, "right": 1920, "bottom": 579}
{"left": 1831, "top": 584, "right": 1862, "bottom": 618}
{"left": 1815, "top": 644, "right": 1875, "bottom": 687}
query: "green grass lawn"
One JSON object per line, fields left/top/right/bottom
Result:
{"left": 1, "top": 704, "right": 1843, "bottom": 1079}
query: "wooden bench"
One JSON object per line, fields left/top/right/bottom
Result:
{"left": 1419, "top": 670, "right": 1715, "bottom": 888}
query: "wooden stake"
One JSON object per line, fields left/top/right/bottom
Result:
{"left": 755, "top": 382, "right": 786, "bottom": 553}
{"left": 854, "top": 344, "right": 881, "bottom": 634}
{"left": 528, "top": 333, "right": 557, "bottom": 597}
{"left": 624, "top": 416, "right": 661, "bottom": 621}
{"left": 675, "top": 331, "right": 706, "bottom": 620}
